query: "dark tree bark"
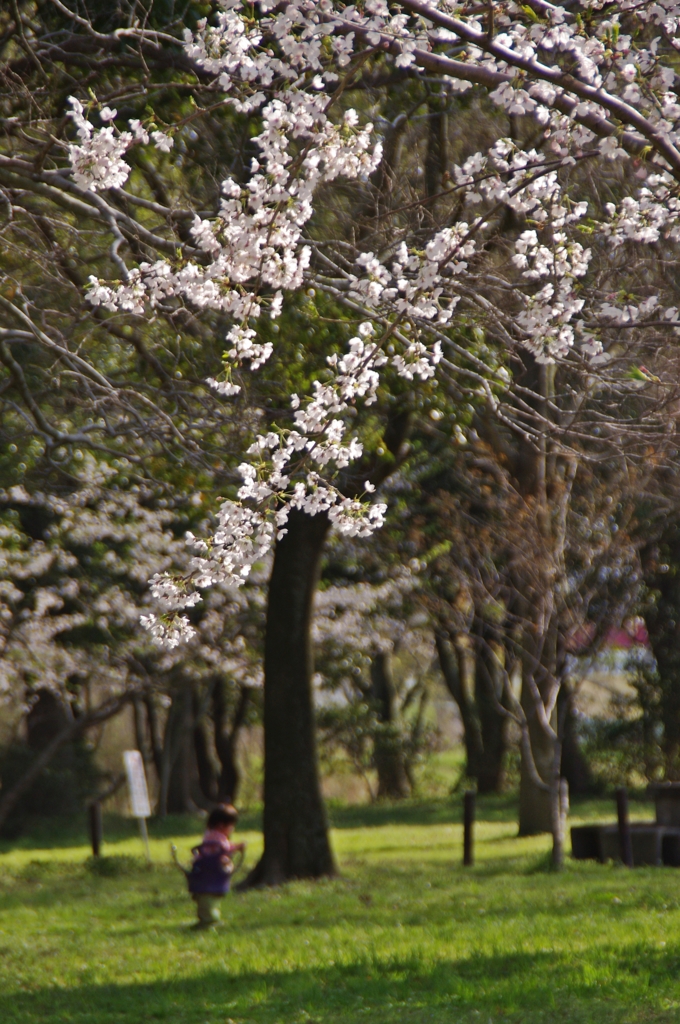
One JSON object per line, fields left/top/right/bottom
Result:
{"left": 435, "top": 631, "right": 485, "bottom": 783}
{"left": 133, "top": 697, "right": 152, "bottom": 771}
{"left": 518, "top": 696, "right": 553, "bottom": 833}
{"left": 26, "top": 689, "right": 71, "bottom": 750}
{"left": 425, "top": 93, "right": 449, "bottom": 200}
{"left": 193, "top": 683, "right": 220, "bottom": 804}
{"left": 360, "top": 111, "right": 408, "bottom": 228}
{"left": 144, "top": 693, "right": 164, "bottom": 783}
{"left": 213, "top": 681, "right": 252, "bottom": 803}
{"left": 242, "top": 509, "right": 336, "bottom": 887}
{"left": 518, "top": 633, "right": 559, "bottom": 836}
{"left": 158, "top": 695, "right": 177, "bottom": 816}
{"left": 473, "top": 629, "right": 508, "bottom": 794}
{"left": 370, "top": 652, "right": 411, "bottom": 799}
{"left": 435, "top": 626, "right": 509, "bottom": 794}
{"left": 159, "top": 684, "right": 197, "bottom": 815}
{"left": 643, "top": 529, "right": 680, "bottom": 777}
{"left": 559, "top": 681, "right": 593, "bottom": 795}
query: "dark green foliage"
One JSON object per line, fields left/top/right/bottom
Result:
{"left": 577, "top": 657, "right": 663, "bottom": 790}
{"left": 316, "top": 692, "right": 436, "bottom": 801}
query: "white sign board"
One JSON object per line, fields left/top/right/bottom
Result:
{"left": 123, "top": 750, "right": 151, "bottom": 819}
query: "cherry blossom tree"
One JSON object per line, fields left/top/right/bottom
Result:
{"left": 6, "top": 0, "right": 680, "bottom": 871}
{"left": 0, "top": 454, "right": 266, "bottom": 829}
{"left": 0, "top": 457, "right": 187, "bottom": 830}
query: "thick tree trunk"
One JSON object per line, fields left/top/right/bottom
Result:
{"left": 370, "top": 652, "right": 410, "bottom": 799}
{"left": 242, "top": 509, "right": 336, "bottom": 887}
{"left": 26, "top": 689, "right": 71, "bottom": 749}
{"left": 169, "top": 686, "right": 197, "bottom": 813}
{"left": 436, "top": 629, "right": 508, "bottom": 793}
{"left": 425, "top": 94, "right": 449, "bottom": 200}
{"left": 550, "top": 777, "right": 569, "bottom": 869}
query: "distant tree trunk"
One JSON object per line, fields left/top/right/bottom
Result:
{"left": 425, "top": 93, "right": 449, "bottom": 200}
{"left": 559, "top": 681, "right": 593, "bottom": 795}
{"left": 473, "top": 626, "right": 509, "bottom": 794}
{"left": 193, "top": 683, "right": 220, "bottom": 804}
{"left": 518, "top": 654, "right": 557, "bottom": 836}
{"left": 213, "top": 681, "right": 251, "bottom": 804}
{"left": 144, "top": 693, "right": 164, "bottom": 784}
{"left": 133, "top": 697, "right": 151, "bottom": 771}
{"left": 158, "top": 697, "right": 177, "bottom": 816}
{"left": 242, "top": 509, "right": 336, "bottom": 887}
{"left": 643, "top": 529, "right": 680, "bottom": 778}
{"left": 517, "top": 680, "right": 567, "bottom": 866}
{"left": 435, "top": 631, "right": 484, "bottom": 782}
{"left": 159, "top": 684, "right": 197, "bottom": 815}
{"left": 515, "top": 362, "right": 573, "bottom": 867}
{"left": 370, "top": 651, "right": 410, "bottom": 799}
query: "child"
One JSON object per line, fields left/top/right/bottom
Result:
{"left": 189, "top": 804, "right": 246, "bottom": 927}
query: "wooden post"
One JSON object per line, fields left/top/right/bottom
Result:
{"left": 89, "top": 800, "right": 102, "bottom": 857}
{"left": 616, "top": 787, "right": 633, "bottom": 867}
{"left": 463, "top": 790, "right": 475, "bottom": 867}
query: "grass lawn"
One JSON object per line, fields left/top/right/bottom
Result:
{"left": 1, "top": 796, "right": 680, "bottom": 1023}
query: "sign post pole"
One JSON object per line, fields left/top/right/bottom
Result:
{"left": 123, "top": 750, "right": 152, "bottom": 864}
{"left": 138, "top": 816, "right": 151, "bottom": 863}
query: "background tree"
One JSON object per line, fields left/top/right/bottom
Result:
{"left": 313, "top": 563, "right": 436, "bottom": 801}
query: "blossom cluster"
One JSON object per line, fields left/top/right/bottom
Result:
{"left": 86, "top": 98, "right": 381, "bottom": 327}
{"left": 313, "top": 569, "right": 423, "bottom": 657}
{"left": 511, "top": 210, "right": 592, "bottom": 361}
{"left": 66, "top": 98, "right": 172, "bottom": 192}
{"left": 603, "top": 172, "right": 680, "bottom": 247}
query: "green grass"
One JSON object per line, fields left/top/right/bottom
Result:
{"left": 1, "top": 796, "right": 680, "bottom": 1023}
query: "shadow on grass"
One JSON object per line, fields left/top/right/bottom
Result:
{"left": 326, "top": 795, "right": 518, "bottom": 829}
{"left": 317, "top": 794, "right": 656, "bottom": 831}
{"left": 1, "top": 945, "right": 678, "bottom": 1024}
{"left": 0, "top": 811, "right": 262, "bottom": 855}
{"left": 0, "top": 794, "right": 658, "bottom": 858}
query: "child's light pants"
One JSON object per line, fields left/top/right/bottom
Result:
{"left": 193, "top": 893, "right": 222, "bottom": 926}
